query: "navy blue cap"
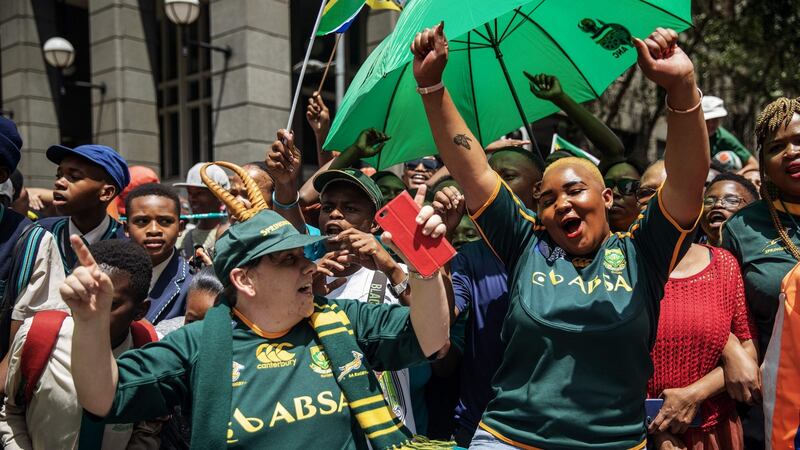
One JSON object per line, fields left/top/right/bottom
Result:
{"left": 0, "top": 117, "right": 22, "bottom": 172}
{"left": 47, "top": 144, "right": 130, "bottom": 191}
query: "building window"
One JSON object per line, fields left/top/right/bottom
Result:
{"left": 156, "top": 0, "right": 213, "bottom": 180}
{"left": 289, "top": 1, "right": 367, "bottom": 168}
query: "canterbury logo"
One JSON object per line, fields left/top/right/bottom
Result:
{"left": 337, "top": 351, "right": 364, "bottom": 381}
{"left": 256, "top": 343, "right": 295, "bottom": 364}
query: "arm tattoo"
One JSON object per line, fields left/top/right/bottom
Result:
{"left": 453, "top": 134, "right": 472, "bottom": 150}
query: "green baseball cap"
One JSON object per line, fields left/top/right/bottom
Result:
{"left": 213, "top": 209, "right": 327, "bottom": 287}
{"left": 313, "top": 168, "right": 384, "bottom": 211}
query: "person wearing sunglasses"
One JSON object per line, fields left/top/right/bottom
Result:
{"left": 635, "top": 160, "right": 758, "bottom": 450}
{"left": 402, "top": 156, "right": 441, "bottom": 190}
{"left": 601, "top": 157, "right": 646, "bottom": 232}
{"left": 700, "top": 173, "right": 759, "bottom": 246}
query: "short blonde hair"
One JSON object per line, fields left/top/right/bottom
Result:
{"left": 542, "top": 156, "right": 604, "bottom": 187}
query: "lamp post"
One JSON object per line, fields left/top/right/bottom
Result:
{"left": 42, "top": 36, "right": 107, "bottom": 142}
{"left": 164, "top": 0, "right": 232, "bottom": 156}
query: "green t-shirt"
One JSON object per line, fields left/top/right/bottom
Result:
{"left": 722, "top": 199, "right": 800, "bottom": 358}
{"left": 472, "top": 178, "right": 695, "bottom": 449}
{"left": 100, "top": 298, "right": 426, "bottom": 448}
{"left": 710, "top": 126, "right": 752, "bottom": 164}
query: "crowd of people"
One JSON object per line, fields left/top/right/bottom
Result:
{"left": 0, "top": 23, "right": 796, "bottom": 450}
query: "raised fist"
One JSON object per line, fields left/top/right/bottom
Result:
{"left": 410, "top": 22, "right": 449, "bottom": 88}
{"left": 525, "top": 73, "right": 564, "bottom": 101}
{"left": 266, "top": 129, "right": 302, "bottom": 185}
{"left": 633, "top": 28, "right": 695, "bottom": 93}
{"left": 352, "top": 128, "right": 390, "bottom": 159}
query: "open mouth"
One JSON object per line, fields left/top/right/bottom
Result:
{"left": 52, "top": 192, "right": 67, "bottom": 205}
{"left": 560, "top": 217, "right": 583, "bottom": 239}
{"left": 410, "top": 174, "right": 428, "bottom": 184}
{"left": 325, "top": 223, "right": 343, "bottom": 236}
{"left": 706, "top": 210, "right": 728, "bottom": 228}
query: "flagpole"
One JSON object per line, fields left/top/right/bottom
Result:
{"left": 317, "top": 33, "right": 342, "bottom": 93}
{"left": 286, "top": 0, "right": 328, "bottom": 131}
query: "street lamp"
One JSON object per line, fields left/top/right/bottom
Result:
{"left": 163, "top": 0, "right": 232, "bottom": 143}
{"left": 42, "top": 36, "right": 107, "bottom": 141}
{"left": 164, "top": 0, "right": 200, "bottom": 26}
{"left": 164, "top": 0, "right": 231, "bottom": 58}
{"left": 43, "top": 37, "right": 76, "bottom": 69}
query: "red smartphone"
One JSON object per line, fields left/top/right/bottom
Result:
{"left": 375, "top": 191, "right": 456, "bottom": 277}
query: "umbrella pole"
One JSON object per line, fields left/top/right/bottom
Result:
{"left": 484, "top": 24, "right": 545, "bottom": 170}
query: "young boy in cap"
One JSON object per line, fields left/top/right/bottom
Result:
{"left": 38, "top": 143, "right": 130, "bottom": 275}
{"left": 125, "top": 183, "right": 193, "bottom": 325}
{"left": 0, "top": 117, "right": 64, "bottom": 360}
{"left": 173, "top": 162, "right": 228, "bottom": 258}
{"left": 311, "top": 167, "right": 422, "bottom": 434}
{"left": 0, "top": 239, "right": 159, "bottom": 449}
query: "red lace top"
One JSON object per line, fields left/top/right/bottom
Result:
{"left": 648, "top": 245, "right": 756, "bottom": 430}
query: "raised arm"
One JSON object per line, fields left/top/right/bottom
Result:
{"left": 525, "top": 73, "right": 625, "bottom": 158}
{"left": 266, "top": 130, "right": 309, "bottom": 233}
{"left": 306, "top": 92, "right": 334, "bottom": 166}
{"left": 633, "top": 28, "right": 709, "bottom": 228}
{"left": 411, "top": 23, "right": 496, "bottom": 213}
{"left": 62, "top": 236, "right": 118, "bottom": 417}
{"left": 299, "top": 129, "right": 389, "bottom": 206}
{"left": 381, "top": 186, "right": 450, "bottom": 357}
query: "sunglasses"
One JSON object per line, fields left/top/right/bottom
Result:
{"left": 703, "top": 194, "right": 745, "bottom": 210}
{"left": 635, "top": 187, "right": 658, "bottom": 203}
{"left": 404, "top": 158, "right": 440, "bottom": 171}
{"left": 604, "top": 178, "right": 640, "bottom": 196}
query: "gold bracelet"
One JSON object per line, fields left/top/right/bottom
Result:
{"left": 409, "top": 270, "right": 438, "bottom": 280}
{"left": 665, "top": 87, "right": 703, "bottom": 114}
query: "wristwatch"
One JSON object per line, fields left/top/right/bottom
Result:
{"left": 389, "top": 274, "right": 409, "bottom": 297}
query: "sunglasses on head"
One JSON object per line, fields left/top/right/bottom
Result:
{"left": 635, "top": 187, "right": 658, "bottom": 203}
{"left": 404, "top": 158, "right": 440, "bottom": 171}
{"left": 604, "top": 178, "right": 640, "bottom": 196}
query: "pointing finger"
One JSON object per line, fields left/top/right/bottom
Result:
{"left": 71, "top": 235, "right": 97, "bottom": 269}
{"left": 413, "top": 184, "right": 428, "bottom": 207}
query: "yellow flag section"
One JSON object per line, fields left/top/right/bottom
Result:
{"left": 763, "top": 262, "right": 800, "bottom": 449}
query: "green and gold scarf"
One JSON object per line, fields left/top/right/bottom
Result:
{"left": 192, "top": 296, "right": 452, "bottom": 450}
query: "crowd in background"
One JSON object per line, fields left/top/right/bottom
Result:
{"left": 0, "top": 24, "right": 796, "bottom": 450}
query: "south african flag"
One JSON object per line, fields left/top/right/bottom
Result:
{"left": 550, "top": 133, "right": 600, "bottom": 165}
{"left": 317, "top": 0, "right": 406, "bottom": 36}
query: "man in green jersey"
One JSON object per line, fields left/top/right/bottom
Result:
{"left": 60, "top": 160, "right": 453, "bottom": 450}
{"left": 411, "top": 24, "right": 709, "bottom": 449}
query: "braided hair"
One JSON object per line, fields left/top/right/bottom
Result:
{"left": 755, "top": 97, "right": 800, "bottom": 260}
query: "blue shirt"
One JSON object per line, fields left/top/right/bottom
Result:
{"left": 451, "top": 240, "right": 510, "bottom": 433}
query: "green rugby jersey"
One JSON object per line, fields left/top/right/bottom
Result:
{"left": 99, "top": 298, "right": 425, "bottom": 448}
{"left": 471, "top": 177, "right": 696, "bottom": 449}
{"left": 722, "top": 199, "right": 800, "bottom": 357}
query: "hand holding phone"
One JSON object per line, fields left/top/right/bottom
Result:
{"left": 645, "top": 398, "right": 702, "bottom": 431}
{"left": 375, "top": 187, "right": 456, "bottom": 277}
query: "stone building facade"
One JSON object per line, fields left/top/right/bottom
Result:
{"left": 0, "top": 0, "right": 396, "bottom": 187}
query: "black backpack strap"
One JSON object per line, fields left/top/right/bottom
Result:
{"left": 0, "top": 224, "right": 47, "bottom": 358}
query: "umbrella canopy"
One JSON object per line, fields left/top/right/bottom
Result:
{"left": 324, "top": 0, "right": 691, "bottom": 170}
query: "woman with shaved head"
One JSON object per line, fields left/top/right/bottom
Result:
{"left": 412, "top": 23, "right": 709, "bottom": 449}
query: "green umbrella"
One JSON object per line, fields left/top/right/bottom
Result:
{"left": 323, "top": 0, "right": 691, "bottom": 170}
